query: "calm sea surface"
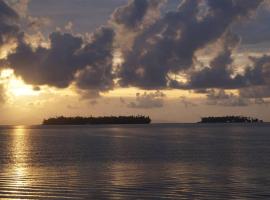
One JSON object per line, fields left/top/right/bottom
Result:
{"left": 0, "top": 124, "right": 270, "bottom": 199}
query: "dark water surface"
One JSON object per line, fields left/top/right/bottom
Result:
{"left": 0, "top": 124, "right": 270, "bottom": 199}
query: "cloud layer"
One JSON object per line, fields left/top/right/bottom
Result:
{"left": 1, "top": 0, "right": 270, "bottom": 105}
{"left": 118, "top": 0, "right": 264, "bottom": 89}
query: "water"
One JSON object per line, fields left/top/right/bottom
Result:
{"left": 0, "top": 124, "right": 270, "bottom": 199}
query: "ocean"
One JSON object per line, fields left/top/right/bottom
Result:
{"left": 0, "top": 124, "right": 270, "bottom": 199}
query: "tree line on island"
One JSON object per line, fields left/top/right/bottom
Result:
{"left": 200, "top": 116, "right": 263, "bottom": 123}
{"left": 42, "top": 115, "right": 264, "bottom": 125}
{"left": 43, "top": 116, "right": 151, "bottom": 125}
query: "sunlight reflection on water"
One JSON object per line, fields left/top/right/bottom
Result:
{"left": 11, "top": 127, "right": 30, "bottom": 187}
{"left": 0, "top": 124, "right": 270, "bottom": 199}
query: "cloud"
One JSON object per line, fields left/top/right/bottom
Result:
{"left": 205, "top": 88, "right": 270, "bottom": 107}
{"left": 112, "top": 0, "right": 165, "bottom": 30}
{"left": 254, "top": 97, "right": 270, "bottom": 105}
{"left": 0, "top": 0, "right": 19, "bottom": 48}
{"left": 7, "top": 0, "right": 52, "bottom": 33}
{"left": 128, "top": 91, "right": 165, "bottom": 109}
{"left": 183, "top": 32, "right": 246, "bottom": 89}
{"left": 245, "top": 55, "right": 270, "bottom": 86}
{"left": 26, "top": 16, "right": 51, "bottom": 31}
{"left": 78, "top": 90, "right": 101, "bottom": 100}
{"left": 111, "top": 0, "right": 166, "bottom": 54}
{"left": 1, "top": 0, "right": 115, "bottom": 97}
{"left": 5, "top": 27, "right": 115, "bottom": 93}
{"left": 6, "top": 32, "right": 83, "bottom": 88}
{"left": 118, "top": 0, "right": 263, "bottom": 89}
{"left": 177, "top": 39, "right": 270, "bottom": 91}
{"left": 6, "top": 0, "right": 30, "bottom": 17}
{"left": 240, "top": 86, "right": 270, "bottom": 98}
{"left": 2, "top": 0, "right": 270, "bottom": 103}
{"left": 75, "top": 27, "right": 115, "bottom": 92}
{"left": 206, "top": 89, "right": 250, "bottom": 107}
{"left": 196, "top": 50, "right": 270, "bottom": 106}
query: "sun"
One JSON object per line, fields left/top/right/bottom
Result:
{"left": 9, "top": 78, "right": 38, "bottom": 96}
{"left": 0, "top": 69, "right": 39, "bottom": 97}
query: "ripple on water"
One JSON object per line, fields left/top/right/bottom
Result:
{"left": 0, "top": 124, "right": 270, "bottom": 199}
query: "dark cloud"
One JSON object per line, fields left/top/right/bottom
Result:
{"left": 184, "top": 33, "right": 245, "bottom": 89}
{"left": 244, "top": 55, "right": 270, "bottom": 86}
{"left": 118, "top": 0, "right": 263, "bottom": 89}
{"left": 128, "top": 91, "right": 165, "bottom": 109}
{"left": 6, "top": 32, "right": 83, "bottom": 88}
{"left": 113, "top": 0, "right": 149, "bottom": 29}
{"left": 0, "top": 0, "right": 19, "bottom": 47}
{"left": 179, "top": 41, "right": 270, "bottom": 90}
{"left": 5, "top": 27, "right": 115, "bottom": 92}
{"left": 112, "top": 0, "right": 164, "bottom": 30}
{"left": 75, "top": 27, "right": 115, "bottom": 92}
{"left": 186, "top": 62, "right": 269, "bottom": 91}
{"left": 195, "top": 51, "right": 270, "bottom": 106}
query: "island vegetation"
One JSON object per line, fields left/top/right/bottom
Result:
{"left": 200, "top": 116, "right": 263, "bottom": 123}
{"left": 42, "top": 115, "right": 151, "bottom": 125}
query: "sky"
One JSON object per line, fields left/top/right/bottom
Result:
{"left": 0, "top": 0, "right": 270, "bottom": 125}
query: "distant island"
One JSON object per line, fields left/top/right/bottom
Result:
{"left": 42, "top": 116, "right": 151, "bottom": 125}
{"left": 200, "top": 116, "right": 263, "bottom": 123}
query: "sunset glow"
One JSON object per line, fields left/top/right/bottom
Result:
{"left": 0, "top": 1, "right": 270, "bottom": 199}
{"left": 0, "top": 69, "right": 39, "bottom": 97}
{"left": 0, "top": 0, "right": 269, "bottom": 125}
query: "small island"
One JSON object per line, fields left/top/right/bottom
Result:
{"left": 43, "top": 115, "right": 151, "bottom": 125}
{"left": 200, "top": 116, "right": 263, "bottom": 123}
